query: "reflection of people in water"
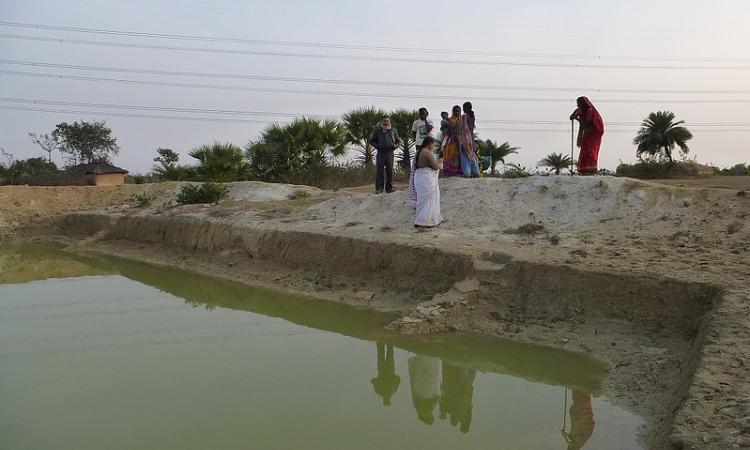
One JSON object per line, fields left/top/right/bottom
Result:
{"left": 408, "top": 355, "right": 441, "bottom": 425}
{"left": 371, "top": 343, "right": 400, "bottom": 406}
{"left": 562, "top": 391, "right": 595, "bottom": 450}
{"left": 439, "top": 363, "right": 476, "bottom": 433}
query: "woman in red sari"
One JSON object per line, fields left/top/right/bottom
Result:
{"left": 570, "top": 97, "right": 604, "bottom": 175}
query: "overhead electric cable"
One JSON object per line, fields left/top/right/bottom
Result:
{"left": 2, "top": 33, "right": 750, "bottom": 70}
{"left": 2, "top": 21, "right": 749, "bottom": 63}
{"left": 3, "top": 72, "right": 750, "bottom": 105}
{"left": 3, "top": 59, "right": 750, "bottom": 94}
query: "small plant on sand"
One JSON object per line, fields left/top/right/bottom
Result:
{"left": 504, "top": 223, "right": 546, "bottom": 235}
{"left": 176, "top": 182, "right": 229, "bottom": 205}
{"left": 501, "top": 163, "right": 531, "bottom": 179}
{"left": 129, "top": 192, "right": 152, "bottom": 208}
{"left": 288, "top": 189, "right": 311, "bottom": 200}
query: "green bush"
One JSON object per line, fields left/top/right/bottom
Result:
{"left": 126, "top": 174, "right": 147, "bottom": 184}
{"left": 501, "top": 164, "right": 532, "bottom": 179}
{"left": 176, "top": 182, "right": 229, "bottom": 205}
{"left": 615, "top": 160, "right": 701, "bottom": 179}
{"left": 129, "top": 192, "right": 152, "bottom": 207}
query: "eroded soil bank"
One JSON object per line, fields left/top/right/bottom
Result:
{"left": 4, "top": 176, "right": 750, "bottom": 449}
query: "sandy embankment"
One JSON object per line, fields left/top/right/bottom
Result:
{"left": 3, "top": 176, "right": 750, "bottom": 449}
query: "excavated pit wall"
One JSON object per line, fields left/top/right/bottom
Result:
{"left": 61, "top": 212, "right": 719, "bottom": 334}
{"left": 60, "top": 212, "right": 723, "bottom": 449}
{"left": 61, "top": 213, "right": 475, "bottom": 299}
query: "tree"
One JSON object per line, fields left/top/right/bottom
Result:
{"left": 246, "top": 124, "right": 297, "bottom": 182}
{"left": 389, "top": 109, "right": 419, "bottom": 171}
{"left": 29, "top": 132, "right": 59, "bottom": 163}
{"left": 23, "top": 157, "right": 57, "bottom": 173}
{"left": 0, "top": 148, "right": 15, "bottom": 184}
{"left": 0, "top": 150, "right": 56, "bottom": 185}
{"left": 633, "top": 111, "right": 693, "bottom": 163}
{"left": 246, "top": 118, "right": 347, "bottom": 183}
{"left": 539, "top": 152, "right": 573, "bottom": 175}
{"left": 477, "top": 140, "right": 520, "bottom": 175}
{"left": 189, "top": 142, "right": 247, "bottom": 182}
{"left": 152, "top": 148, "right": 192, "bottom": 180}
{"left": 288, "top": 118, "right": 347, "bottom": 171}
{"left": 51, "top": 121, "right": 119, "bottom": 165}
{"left": 342, "top": 107, "right": 386, "bottom": 166}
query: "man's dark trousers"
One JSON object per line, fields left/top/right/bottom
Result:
{"left": 375, "top": 150, "right": 394, "bottom": 193}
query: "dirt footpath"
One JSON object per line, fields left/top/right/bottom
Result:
{"left": 3, "top": 176, "right": 750, "bottom": 449}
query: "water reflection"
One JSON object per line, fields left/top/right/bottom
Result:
{"left": 439, "top": 363, "right": 476, "bottom": 433}
{"left": 562, "top": 390, "right": 595, "bottom": 450}
{"left": 408, "top": 355, "right": 441, "bottom": 424}
{"left": 371, "top": 343, "right": 400, "bottom": 406}
{"left": 377, "top": 343, "right": 594, "bottom": 447}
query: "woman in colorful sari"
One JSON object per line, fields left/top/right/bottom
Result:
{"left": 441, "top": 105, "right": 463, "bottom": 177}
{"left": 570, "top": 96, "right": 604, "bottom": 175}
{"left": 413, "top": 136, "right": 443, "bottom": 228}
{"left": 459, "top": 101, "right": 480, "bottom": 177}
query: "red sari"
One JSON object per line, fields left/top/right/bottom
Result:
{"left": 576, "top": 98, "right": 604, "bottom": 174}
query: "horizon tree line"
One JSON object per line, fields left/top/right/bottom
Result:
{"left": 5, "top": 107, "right": 746, "bottom": 185}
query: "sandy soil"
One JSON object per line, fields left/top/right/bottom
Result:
{"left": 0, "top": 181, "right": 321, "bottom": 240}
{"left": 3, "top": 176, "right": 750, "bottom": 449}
{"left": 651, "top": 176, "right": 750, "bottom": 191}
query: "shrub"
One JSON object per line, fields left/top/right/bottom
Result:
{"left": 126, "top": 174, "right": 147, "bottom": 184}
{"left": 129, "top": 192, "right": 152, "bottom": 207}
{"left": 176, "top": 182, "right": 229, "bottom": 205}
{"left": 501, "top": 164, "right": 532, "bottom": 179}
{"left": 615, "top": 160, "right": 701, "bottom": 179}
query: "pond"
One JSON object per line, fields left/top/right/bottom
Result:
{"left": 0, "top": 244, "right": 643, "bottom": 450}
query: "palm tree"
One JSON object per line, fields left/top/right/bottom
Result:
{"left": 477, "top": 139, "right": 520, "bottom": 175}
{"left": 389, "top": 109, "right": 419, "bottom": 171}
{"left": 633, "top": 111, "right": 693, "bottom": 163}
{"left": 189, "top": 142, "right": 247, "bottom": 182}
{"left": 341, "top": 107, "right": 386, "bottom": 166}
{"left": 540, "top": 152, "right": 573, "bottom": 175}
{"left": 245, "top": 118, "right": 346, "bottom": 183}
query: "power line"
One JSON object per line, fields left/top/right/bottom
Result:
{"left": 4, "top": 71, "right": 750, "bottom": 105}
{"left": 2, "top": 20, "right": 750, "bottom": 63}
{"left": 3, "top": 59, "right": 750, "bottom": 95}
{"left": 0, "top": 97, "right": 334, "bottom": 118}
{"left": 5, "top": 104, "right": 750, "bottom": 133}
{"left": 0, "top": 105, "right": 273, "bottom": 125}
{"left": 3, "top": 33, "right": 750, "bottom": 71}
{"left": 3, "top": 99, "right": 750, "bottom": 132}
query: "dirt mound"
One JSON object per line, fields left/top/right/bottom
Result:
{"left": 304, "top": 176, "right": 749, "bottom": 242}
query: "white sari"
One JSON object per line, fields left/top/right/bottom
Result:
{"left": 414, "top": 167, "right": 442, "bottom": 227}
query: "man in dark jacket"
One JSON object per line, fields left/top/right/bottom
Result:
{"left": 370, "top": 115, "right": 402, "bottom": 194}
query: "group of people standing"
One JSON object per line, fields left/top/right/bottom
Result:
{"left": 368, "top": 97, "right": 605, "bottom": 229}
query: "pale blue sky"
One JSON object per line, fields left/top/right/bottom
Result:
{"left": 1, "top": 0, "right": 749, "bottom": 172}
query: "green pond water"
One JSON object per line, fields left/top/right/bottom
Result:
{"left": 0, "top": 244, "right": 643, "bottom": 450}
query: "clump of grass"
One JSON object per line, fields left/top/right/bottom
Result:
{"left": 288, "top": 189, "right": 311, "bottom": 200}
{"left": 501, "top": 164, "right": 532, "bottom": 179}
{"left": 176, "top": 182, "right": 229, "bottom": 205}
{"left": 504, "top": 223, "right": 545, "bottom": 235}
{"left": 129, "top": 192, "right": 152, "bottom": 208}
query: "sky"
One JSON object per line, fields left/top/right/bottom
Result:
{"left": 1, "top": 0, "right": 749, "bottom": 173}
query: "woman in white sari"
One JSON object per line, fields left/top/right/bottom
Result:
{"left": 413, "top": 136, "right": 443, "bottom": 228}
